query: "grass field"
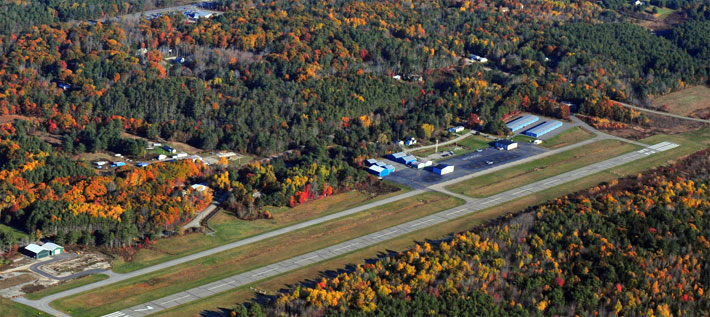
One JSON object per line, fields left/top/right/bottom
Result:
{"left": 0, "top": 224, "right": 29, "bottom": 244}
{"left": 446, "top": 140, "right": 640, "bottom": 197}
{"left": 53, "top": 192, "right": 463, "bottom": 316}
{"left": 412, "top": 134, "right": 491, "bottom": 158}
{"left": 112, "top": 189, "right": 407, "bottom": 273}
{"left": 0, "top": 298, "right": 48, "bottom": 316}
{"left": 652, "top": 85, "right": 710, "bottom": 116}
{"left": 24, "top": 274, "right": 109, "bottom": 300}
{"left": 541, "top": 126, "right": 595, "bottom": 149}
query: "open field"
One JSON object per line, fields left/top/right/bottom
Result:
{"left": 447, "top": 140, "right": 639, "bottom": 197}
{"left": 24, "top": 274, "right": 109, "bottom": 300}
{"left": 112, "top": 189, "right": 407, "bottom": 273}
{"left": 155, "top": 137, "right": 704, "bottom": 316}
{"left": 412, "top": 134, "right": 490, "bottom": 158}
{"left": 0, "top": 224, "right": 29, "bottom": 243}
{"left": 0, "top": 298, "right": 48, "bottom": 316}
{"left": 652, "top": 85, "right": 710, "bottom": 117}
{"left": 53, "top": 192, "right": 463, "bottom": 316}
{"left": 541, "top": 126, "right": 595, "bottom": 149}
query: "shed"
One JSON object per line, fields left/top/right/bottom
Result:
{"left": 365, "top": 159, "right": 378, "bottom": 166}
{"left": 24, "top": 244, "right": 50, "bottom": 259}
{"left": 368, "top": 165, "right": 389, "bottom": 177}
{"left": 388, "top": 152, "right": 406, "bottom": 161}
{"left": 495, "top": 140, "right": 518, "bottom": 151}
{"left": 433, "top": 164, "right": 455, "bottom": 175}
{"left": 42, "top": 243, "right": 64, "bottom": 256}
{"left": 524, "top": 121, "right": 563, "bottom": 138}
{"left": 400, "top": 155, "right": 417, "bottom": 165}
{"left": 506, "top": 115, "right": 539, "bottom": 132}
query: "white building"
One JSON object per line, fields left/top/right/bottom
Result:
{"left": 433, "top": 164, "right": 455, "bottom": 175}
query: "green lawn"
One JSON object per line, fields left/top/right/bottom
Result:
{"left": 53, "top": 192, "right": 464, "bottom": 316}
{"left": 412, "top": 134, "right": 491, "bottom": 159}
{"left": 541, "top": 126, "right": 595, "bottom": 149}
{"left": 24, "top": 274, "right": 109, "bottom": 300}
{"left": 511, "top": 134, "right": 537, "bottom": 143}
{"left": 0, "top": 298, "right": 48, "bottom": 316}
{"left": 0, "top": 224, "right": 29, "bottom": 244}
{"left": 112, "top": 189, "right": 407, "bottom": 273}
{"left": 447, "top": 140, "right": 640, "bottom": 197}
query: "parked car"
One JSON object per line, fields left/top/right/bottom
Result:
{"left": 486, "top": 160, "right": 494, "bottom": 165}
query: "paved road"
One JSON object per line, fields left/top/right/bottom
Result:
{"left": 181, "top": 192, "right": 229, "bottom": 231}
{"left": 29, "top": 253, "right": 109, "bottom": 281}
{"left": 98, "top": 141, "right": 679, "bottom": 317}
{"left": 613, "top": 100, "right": 710, "bottom": 124}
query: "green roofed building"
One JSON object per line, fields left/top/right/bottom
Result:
{"left": 23, "top": 243, "right": 64, "bottom": 259}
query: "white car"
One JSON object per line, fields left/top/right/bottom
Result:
{"left": 476, "top": 149, "right": 483, "bottom": 152}
{"left": 486, "top": 160, "right": 494, "bottom": 165}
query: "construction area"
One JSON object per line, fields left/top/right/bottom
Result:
{"left": 0, "top": 252, "right": 110, "bottom": 299}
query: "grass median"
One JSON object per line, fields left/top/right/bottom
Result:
{"left": 0, "top": 298, "right": 48, "bottom": 316}
{"left": 446, "top": 139, "right": 640, "bottom": 198}
{"left": 113, "top": 188, "right": 408, "bottom": 273}
{"left": 541, "top": 126, "right": 595, "bottom": 149}
{"left": 52, "top": 191, "right": 463, "bottom": 316}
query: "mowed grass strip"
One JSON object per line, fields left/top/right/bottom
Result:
{"left": 153, "top": 128, "right": 710, "bottom": 317}
{"left": 113, "top": 189, "right": 406, "bottom": 273}
{"left": 541, "top": 126, "right": 595, "bottom": 149}
{"left": 24, "top": 274, "right": 109, "bottom": 300}
{"left": 0, "top": 298, "right": 49, "bottom": 316}
{"left": 652, "top": 85, "right": 710, "bottom": 116}
{"left": 412, "top": 134, "right": 491, "bottom": 158}
{"left": 53, "top": 192, "right": 463, "bottom": 316}
{"left": 446, "top": 139, "right": 640, "bottom": 198}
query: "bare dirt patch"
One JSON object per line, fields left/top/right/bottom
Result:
{"left": 596, "top": 111, "right": 708, "bottom": 140}
{"left": 39, "top": 253, "right": 110, "bottom": 278}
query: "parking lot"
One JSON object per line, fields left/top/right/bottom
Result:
{"left": 385, "top": 143, "right": 545, "bottom": 189}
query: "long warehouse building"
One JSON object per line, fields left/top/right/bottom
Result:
{"left": 506, "top": 115, "right": 539, "bottom": 132}
{"left": 524, "top": 120, "right": 563, "bottom": 138}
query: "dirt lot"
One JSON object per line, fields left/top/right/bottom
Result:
{"left": 0, "top": 252, "right": 111, "bottom": 298}
{"left": 596, "top": 111, "right": 708, "bottom": 140}
{"left": 39, "top": 253, "right": 110, "bottom": 278}
{"left": 653, "top": 86, "right": 710, "bottom": 118}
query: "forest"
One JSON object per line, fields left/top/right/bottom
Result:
{"left": 0, "top": 0, "right": 708, "bottom": 250}
{"left": 236, "top": 149, "right": 710, "bottom": 316}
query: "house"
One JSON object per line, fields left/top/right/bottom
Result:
{"left": 448, "top": 126, "right": 465, "bottom": 133}
{"left": 405, "top": 138, "right": 417, "bottom": 146}
{"left": 365, "top": 158, "right": 379, "bottom": 166}
{"left": 157, "top": 154, "right": 168, "bottom": 160}
{"left": 57, "top": 83, "right": 71, "bottom": 90}
{"left": 395, "top": 140, "right": 405, "bottom": 146}
{"left": 433, "top": 164, "right": 455, "bottom": 175}
{"left": 634, "top": 0, "right": 645, "bottom": 5}
{"left": 388, "top": 152, "right": 407, "bottom": 161}
{"left": 411, "top": 159, "right": 432, "bottom": 169}
{"left": 162, "top": 145, "right": 177, "bottom": 153}
{"left": 92, "top": 161, "right": 108, "bottom": 168}
{"left": 469, "top": 54, "right": 488, "bottom": 63}
{"left": 392, "top": 75, "right": 402, "bottom": 80}
{"left": 137, "top": 162, "right": 150, "bottom": 167}
{"left": 191, "top": 184, "right": 208, "bottom": 192}
{"left": 368, "top": 165, "right": 389, "bottom": 177}
{"left": 23, "top": 243, "right": 64, "bottom": 259}
{"left": 495, "top": 140, "right": 518, "bottom": 151}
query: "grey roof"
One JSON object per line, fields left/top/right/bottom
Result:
{"left": 25, "top": 244, "right": 44, "bottom": 253}
{"left": 42, "top": 242, "right": 63, "bottom": 250}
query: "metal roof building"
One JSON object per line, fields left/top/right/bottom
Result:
{"left": 368, "top": 165, "right": 390, "bottom": 177}
{"left": 433, "top": 164, "right": 455, "bottom": 175}
{"left": 524, "top": 120, "right": 563, "bottom": 138}
{"left": 388, "top": 152, "right": 406, "bottom": 161}
{"left": 506, "top": 115, "right": 539, "bottom": 132}
{"left": 495, "top": 140, "right": 518, "bottom": 150}
{"left": 401, "top": 155, "right": 417, "bottom": 165}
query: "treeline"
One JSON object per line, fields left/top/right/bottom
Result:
{"left": 239, "top": 149, "right": 710, "bottom": 316}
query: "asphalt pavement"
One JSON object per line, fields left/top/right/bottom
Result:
{"left": 97, "top": 141, "right": 678, "bottom": 317}
{"left": 28, "top": 253, "right": 109, "bottom": 281}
